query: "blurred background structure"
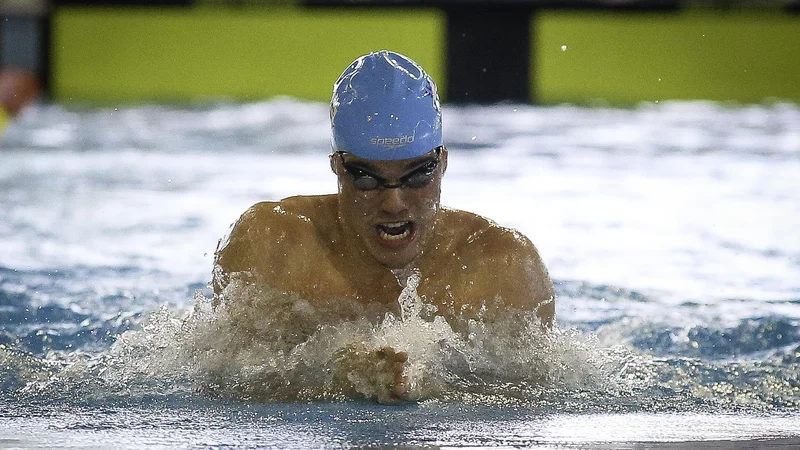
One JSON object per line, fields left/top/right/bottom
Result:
{"left": 1, "top": 0, "right": 799, "bottom": 108}
{"left": 0, "top": 0, "right": 45, "bottom": 125}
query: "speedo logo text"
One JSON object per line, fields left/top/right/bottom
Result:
{"left": 371, "top": 135, "right": 415, "bottom": 148}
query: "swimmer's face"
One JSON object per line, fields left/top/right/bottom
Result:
{"left": 332, "top": 147, "right": 447, "bottom": 269}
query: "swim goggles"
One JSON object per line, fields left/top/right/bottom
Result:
{"left": 337, "top": 147, "right": 442, "bottom": 191}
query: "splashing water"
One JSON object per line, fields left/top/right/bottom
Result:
{"left": 9, "top": 271, "right": 794, "bottom": 413}
{"left": 4, "top": 270, "right": 643, "bottom": 410}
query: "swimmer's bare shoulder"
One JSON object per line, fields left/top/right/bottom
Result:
{"left": 213, "top": 195, "right": 336, "bottom": 296}
{"left": 437, "top": 206, "right": 555, "bottom": 326}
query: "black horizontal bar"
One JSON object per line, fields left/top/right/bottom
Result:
{"left": 302, "top": 0, "right": 680, "bottom": 10}
{"left": 47, "top": 0, "right": 797, "bottom": 12}
{"left": 53, "top": 0, "right": 192, "bottom": 5}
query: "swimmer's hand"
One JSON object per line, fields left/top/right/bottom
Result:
{"left": 373, "top": 346, "right": 409, "bottom": 405}
{"left": 332, "top": 345, "right": 411, "bottom": 405}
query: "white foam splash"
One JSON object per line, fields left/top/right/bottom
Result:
{"left": 57, "top": 273, "right": 632, "bottom": 405}
{"left": 5, "top": 277, "right": 798, "bottom": 411}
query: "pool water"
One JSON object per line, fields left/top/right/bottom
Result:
{"left": 1, "top": 100, "right": 799, "bottom": 448}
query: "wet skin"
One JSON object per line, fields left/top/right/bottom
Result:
{"left": 213, "top": 148, "right": 555, "bottom": 403}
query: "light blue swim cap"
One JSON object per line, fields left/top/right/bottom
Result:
{"left": 330, "top": 50, "right": 442, "bottom": 161}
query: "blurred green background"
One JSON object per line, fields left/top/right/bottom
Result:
{"left": 51, "top": 5, "right": 800, "bottom": 105}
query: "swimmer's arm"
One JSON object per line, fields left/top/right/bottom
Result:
{"left": 212, "top": 202, "right": 277, "bottom": 297}
{"left": 519, "top": 236, "right": 556, "bottom": 326}
{"left": 481, "top": 229, "right": 555, "bottom": 326}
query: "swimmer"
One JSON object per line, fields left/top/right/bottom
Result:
{"left": 213, "top": 50, "right": 554, "bottom": 404}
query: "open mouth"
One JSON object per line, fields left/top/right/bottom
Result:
{"left": 376, "top": 221, "right": 414, "bottom": 243}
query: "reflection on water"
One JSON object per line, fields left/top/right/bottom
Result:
{"left": 1, "top": 100, "right": 799, "bottom": 445}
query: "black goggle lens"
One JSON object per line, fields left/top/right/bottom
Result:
{"left": 340, "top": 149, "right": 441, "bottom": 191}
{"left": 343, "top": 166, "right": 382, "bottom": 191}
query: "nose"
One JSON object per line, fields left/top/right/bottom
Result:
{"left": 379, "top": 187, "right": 409, "bottom": 216}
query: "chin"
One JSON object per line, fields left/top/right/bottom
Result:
{"left": 367, "top": 231, "right": 426, "bottom": 270}
{"left": 369, "top": 248, "right": 418, "bottom": 270}
{"left": 364, "top": 239, "right": 421, "bottom": 270}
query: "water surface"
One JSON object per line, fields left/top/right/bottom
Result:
{"left": 1, "top": 100, "right": 799, "bottom": 447}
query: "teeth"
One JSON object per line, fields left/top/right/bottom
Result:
{"left": 379, "top": 228, "right": 410, "bottom": 241}
{"left": 378, "top": 222, "right": 411, "bottom": 241}
{"left": 384, "top": 222, "right": 407, "bottom": 229}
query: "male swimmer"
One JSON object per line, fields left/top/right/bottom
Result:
{"left": 213, "top": 50, "right": 554, "bottom": 403}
